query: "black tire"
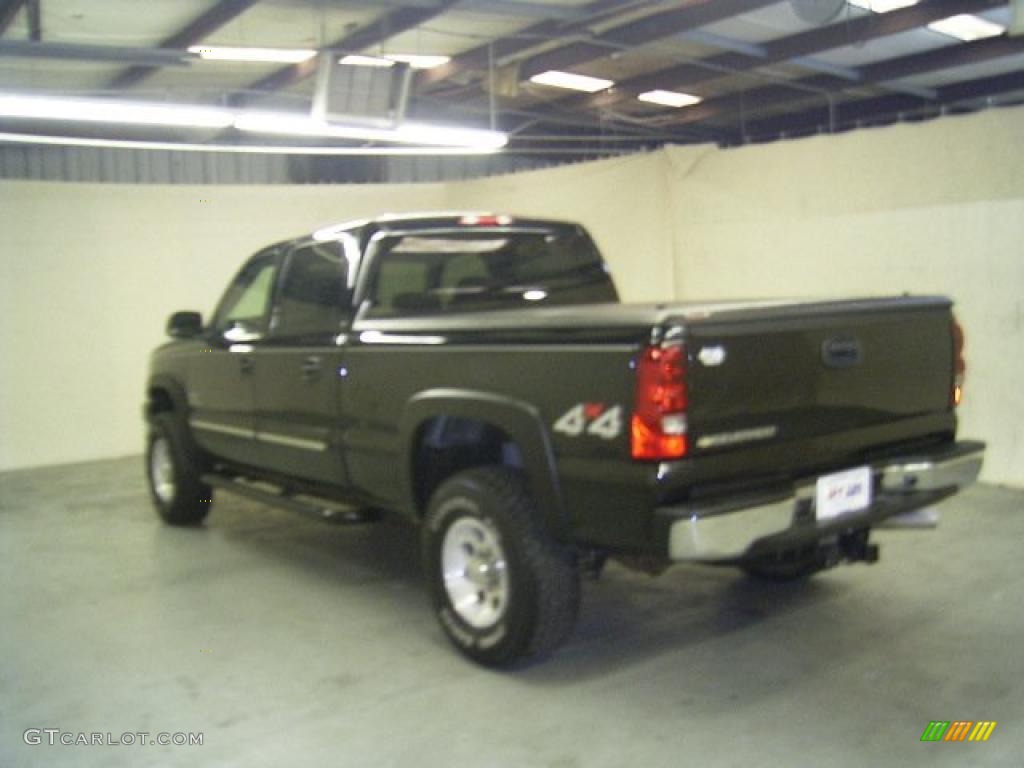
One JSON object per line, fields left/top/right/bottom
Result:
{"left": 422, "top": 467, "right": 579, "bottom": 667}
{"left": 145, "top": 412, "right": 212, "bottom": 526}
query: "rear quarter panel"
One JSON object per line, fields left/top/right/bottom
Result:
{"left": 340, "top": 326, "right": 658, "bottom": 549}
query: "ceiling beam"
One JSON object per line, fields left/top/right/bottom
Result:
{"left": 514, "top": 0, "right": 778, "bottom": 83}
{"left": 415, "top": 0, "right": 636, "bottom": 91}
{"left": 236, "top": 1, "right": 461, "bottom": 102}
{"left": 744, "top": 68, "right": 1024, "bottom": 138}
{"left": 568, "top": 0, "right": 1006, "bottom": 112}
{"left": 662, "top": 34, "right": 1024, "bottom": 128}
{"left": 859, "top": 33, "right": 1024, "bottom": 82}
{"left": 0, "top": 0, "right": 26, "bottom": 37}
{"left": 108, "top": 0, "right": 260, "bottom": 89}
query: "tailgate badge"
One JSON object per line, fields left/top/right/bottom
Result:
{"left": 821, "top": 337, "right": 863, "bottom": 368}
{"left": 698, "top": 345, "right": 727, "bottom": 367}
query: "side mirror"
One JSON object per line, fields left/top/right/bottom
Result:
{"left": 167, "top": 311, "right": 203, "bottom": 339}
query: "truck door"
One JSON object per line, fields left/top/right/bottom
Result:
{"left": 187, "top": 247, "right": 281, "bottom": 468}
{"left": 249, "top": 239, "right": 351, "bottom": 486}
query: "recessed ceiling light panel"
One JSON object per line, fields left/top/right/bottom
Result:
{"left": 339, "top": 54, "right": 395, "bottom": 68}
{"left": 529, "top": 70, "right": 614, "bottom": 93}
{"left": 847, "top": 0, "right": 919, "bottom": 12}
{"left": 927, "top": 14, "right": 1005, "bottom": 41}
{"left": 637, "top": 90, "right": 702, "bottom": 108}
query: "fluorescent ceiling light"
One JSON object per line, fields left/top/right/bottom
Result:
{"left": 0, "top": 92, "right": 506, "bottom": 151}
{"left": 927, "top": 14, "right": 1005, "bottom": 40}
{"left": 847, "top": 0, "right": 918, "bottom": 12}
{"left": 0, "top": 132, "right": 503, "bottom": 155}
{"left": 234, "top": 112, "right": 507, "bottom": 149}
{"left": 637, "top": 90, "right": 702, "bottom": 108}
{"left": 339, "top": 54, "right": 395, "bottom": 67}
{"left": 394, "top": 122, "right": 506, "bottom": 149}
{"left": 0, "top": 93, "right": 235, "bottom": 128}
{"left": 187, "top": 46, "right": 316, "bottom": 64}
{"left": 382, "top": 53, "right": 451, "bottom": 70}
{"left": 529, "top": 70, "right": 614, "bottom": 93}
{"left": 187, "top": 48, "right": 447, "bottom": 69}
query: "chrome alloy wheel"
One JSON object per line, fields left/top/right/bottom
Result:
{"left": 150, "top": 437, "right": 176, "bottom": 504}
{"left": 441, "top": 516, "right": 510, "bottom": 629}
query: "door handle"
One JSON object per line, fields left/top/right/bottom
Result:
{"left": 301, "top": 356, "right": 322, "bottom": 379}
{"left": 239, "top": 356, "right": 254, "bottom": 374}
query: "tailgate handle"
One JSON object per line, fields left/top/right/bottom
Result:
{"left": 301, "top": 356, "right": 322, "bottom": 378}
{"left": 821, "top": 337, "right": 863, "bottom": 368}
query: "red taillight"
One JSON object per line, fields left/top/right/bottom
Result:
{"left": 631, "top": 344, "right": 688, "bottom": 460}
{"left": 460, "top": 214, "right": 511, "bottom": 226}
{"left": 952, "top": 315, "right": 966, "bottom": 407}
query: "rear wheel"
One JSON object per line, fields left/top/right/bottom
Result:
{"left": 422, "top": 467, "right": 579, "bottom": 667}
{"left": 146, "top": 413, "right": 212, "bottom": 526}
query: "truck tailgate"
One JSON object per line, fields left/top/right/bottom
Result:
{"left": 677, "top": 298, "right": 955, "bottom": 452}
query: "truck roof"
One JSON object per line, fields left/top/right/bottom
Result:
{"left": 308, "top": 212, "right": 577, "bottom": 245}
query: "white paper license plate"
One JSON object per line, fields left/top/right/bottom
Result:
{"left": 815, "top": 466, "right": 872, "bottom": 521}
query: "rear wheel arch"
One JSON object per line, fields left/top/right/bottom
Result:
{"left": 399, "top": 389, "right": 569, "bottom": 540}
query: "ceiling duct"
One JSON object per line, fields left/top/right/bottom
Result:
{"left": 789, "top": 0, "right": 847, "bottom": 25}
{"left": 312, "top": 53, "right": 412, "bottom": 128}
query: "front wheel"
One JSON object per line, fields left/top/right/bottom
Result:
{"left": 146, "top": 413, "right": 212, "bottom": 526}
{"left": 422, "top": 467, "right": 579, "bottom": 667}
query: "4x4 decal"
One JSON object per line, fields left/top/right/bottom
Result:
{"left": 553, "top": 403, "right": 623, "bottom": 439}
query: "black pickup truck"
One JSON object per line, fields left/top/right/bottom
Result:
{"left": 144, "top": 212, "right": 984, "bottom": 666}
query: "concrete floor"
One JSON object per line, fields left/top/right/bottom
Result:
{"left": 1, "top": 457, "right": 1021, "bottom": 768}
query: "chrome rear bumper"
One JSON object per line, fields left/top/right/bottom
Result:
{"left": 661, "top": 441, "right": 984, "bottom": 562}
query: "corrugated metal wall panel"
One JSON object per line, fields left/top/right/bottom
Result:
{"left": 0, "top": 145, "right": 556, "bottom": 184}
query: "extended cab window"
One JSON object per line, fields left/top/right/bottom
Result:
{"left": 212, "top": 249, "right": 280, "bottom": 339}
{"left": 365, "top": 228, "right": 617, "bottom": 317}
{"left": 273, "top": 242, "right": 349, "bottom": 338}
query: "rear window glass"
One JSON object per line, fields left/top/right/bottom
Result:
{"left": 365, "top": 229, "right": 617, "bottom": 317}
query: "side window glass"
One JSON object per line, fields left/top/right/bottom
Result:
{"left": 440, "top": 252, "right": 491, "bottom": 309}
{"left": 227, "top": 267, "right": 275, "bottom": 322}
{"left": 369, "top": 259, "right": 433, "bottom": 316}
{"left": 213, "top": 252, "right": 279, "bottom": 340}
{"left": 273, "top": 242, "right": 348, "bottom": 338}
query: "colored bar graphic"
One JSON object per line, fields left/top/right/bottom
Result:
{"left": 921, "top": 720, "right": 997, "bottom": 742}
{"left": 969, "top": 722, "right": 997, "bottom": 742}
{"left": 921, "top": 722, "right": 950, "bottom": 742}
{"left": 944, "top": 721, "right": 973, "bottom": 741}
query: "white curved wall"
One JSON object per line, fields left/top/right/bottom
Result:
{"left": 2, "top": 105, "right": 1021, "bottom": 486}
